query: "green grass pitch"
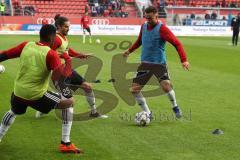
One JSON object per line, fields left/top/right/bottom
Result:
{"left": 0, "top": 35, "right": 240, "bottom": 160}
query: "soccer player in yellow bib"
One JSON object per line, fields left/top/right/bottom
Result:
{"left": 0, "top": 25, "right": 83, "bottom": 154}
{"left": 35, "top": 15, "right": 108, "bottom": 145}
{"left": 36, "top": 15, "right": 108, "bottom": 117}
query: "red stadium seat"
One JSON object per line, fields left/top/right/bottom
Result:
{"left": 21, "top": 0, "right": 139, "bottom": 17}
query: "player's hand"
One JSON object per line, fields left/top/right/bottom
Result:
{"left": 77, "top": 54, "right": 92, "bottom": 59}
{"left": 123, "top": 50, "right": 130, "bottom": 57}
{"left": 182, "top": 61, "right": 190, "bottom": 70}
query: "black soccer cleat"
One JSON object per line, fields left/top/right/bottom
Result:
{"left": 93, "top": 80, "right": 101, "bottom": 83}
{"left": 172, "top": 106, "right": 182, "bottom": 119}
{"left": 89, "top": 112, "right": 108, "bottom": 119}
{"left": 108, "top": 78, "right": 115, "bottom": 83}
{"left": 149, "top": 111, "right": 153, "bottom": 121}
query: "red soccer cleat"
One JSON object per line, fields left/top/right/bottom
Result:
{"left": 59, "top": 143, "right": 84, "bottom": 154}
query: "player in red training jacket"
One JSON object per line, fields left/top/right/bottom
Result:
{"left": 81, "top": 11, "right": 92, "bottom": 43}
{"left": 0, "top": 25, "right": 83, "bottom": 154}
{"left": 123, "top": 6, "right": 190, "bottom": 120}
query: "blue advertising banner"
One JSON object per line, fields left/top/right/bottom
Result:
{"left": 21, "top": 24, "right": 42, "bottom": 31}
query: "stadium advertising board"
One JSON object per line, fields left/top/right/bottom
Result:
{"left": 0, "top": 24, "right": 23, "bottom": 31}
{"left": 66, "top": 25, "right": 141, "bottom": 35}
{"left": 169, "top": 26, "right": 231, "bottom": 36}
{"left": 0, "top": 16, "right": 232, "bottom": 36}
{"left": 0, "top": 16, "right": 148, "bottom": 25}
{"left": 190, "top": 20, "right": 228, "bottom": 26}
{"left": 0, "top": 25, "right": 232, "bottom": 36}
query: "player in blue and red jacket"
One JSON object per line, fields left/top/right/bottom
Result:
{"left": 123, "top": 6, "right": 190, "bottom": 119}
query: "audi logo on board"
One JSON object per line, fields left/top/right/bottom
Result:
{"left": 37, "top": 18, "right": 55, "bottom": 24}
{"left": 91, "top": 19, "right": 110, "bottom": 25}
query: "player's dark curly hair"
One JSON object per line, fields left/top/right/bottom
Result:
{"left": 54, "top": 14, "right": 69, "bottom": 29}
{"left": 40, "top": 24, "right": 56, "bottom": 42}
{"left": 145, "top": 6, "right": 158, "bottom": 14}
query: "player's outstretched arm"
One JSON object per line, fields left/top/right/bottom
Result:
{"left": 123, "top": 50, "right": 130, "bottom": 57}
{"left": 160, "top": 25, "right": 189, "bottom": 69}
{"left": 0, "top": 42, "right": 28, "bottom": 62}
{"left": 123, "top": 25, "right": 143, "bottom": 58}
{"left": 0, "top": 53, "right": 8, "bottom": 62}
{"left": 68, "top": 48, "right": 91, "bottom": 59}
{"left": 75, "top": 53, "right": 92, "bottom": 59}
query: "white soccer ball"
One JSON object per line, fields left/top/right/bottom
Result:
{"left": 135, "top": 111, "right": 151, "bottom": 126}
{"left": 0, "top": 65, "right": 5, "bottom": 74}
{"left": 95, "top": 39, "right": 101, "bottom": 44}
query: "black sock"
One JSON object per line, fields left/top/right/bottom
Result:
{"left": 61, "top": 141, "right": 71, "bottom": 145}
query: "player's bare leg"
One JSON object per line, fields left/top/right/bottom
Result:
{"left": 80, "top": 82, "right": 108, "bottom": 118}
{"left": 131, "top": 83, "right": 151, "bottom": 115}
{"left": 88, "top": 32, "right": 92, "bottom": 44}
{"left": 0, "top": 110, "right": 16, "bottom": 142}
{"left": 35, "top": 110, "right": 45, "bottom": 118}
{"left": 83, "top": 30, "right": 86, "bottom": 44}
{"left": 160, "top": 80, "right": 182, "bottom": 118}
{"left": 59, "top": 98, "right": 83, "bottom": 154}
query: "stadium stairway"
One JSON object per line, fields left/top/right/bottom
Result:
{"left": 123, "top": 1, "right": 138, "bottom": 17}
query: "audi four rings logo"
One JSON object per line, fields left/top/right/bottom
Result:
{"left": 37, "top": 18, "right": 55, "bottom": 24}
{"left": 92, "top": 19, "right": 110, "bottom": 25}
